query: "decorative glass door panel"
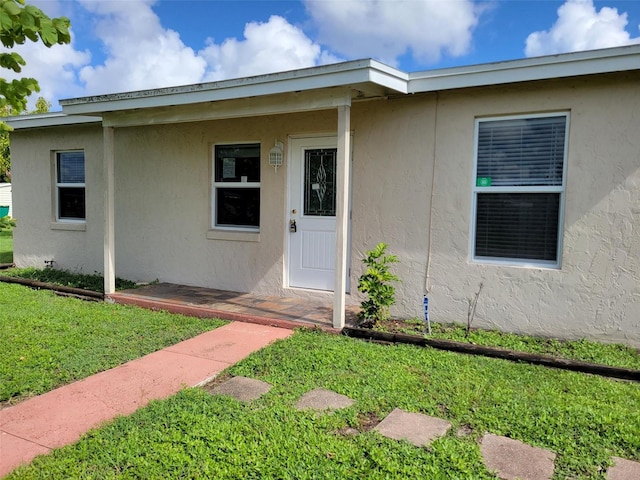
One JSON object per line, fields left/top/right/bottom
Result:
{"left": 304, "top": 148, "right": 337, "bottom": 217}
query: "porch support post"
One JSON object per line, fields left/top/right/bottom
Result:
{"left": 333, "top": 98, "right": 351, "bottom": 329}
{"left": 103, "top": 126, "right": 116, "bottom": 295}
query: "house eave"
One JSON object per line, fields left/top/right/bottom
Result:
{"left": 60, "top": 59, "right": 409, "bottom": 116}
{"left": 4, "top": 112, "right": 101, "bottom": 130}
{"left": 8, "top": 45, "right": 640, "bottom": 127}
{"left": 407, "top": 44, "right": 640, "bottom": 93}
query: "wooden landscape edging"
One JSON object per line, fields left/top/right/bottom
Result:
{"left": 0, "top": 275, "right": 104, "bottom": 300}
{"left": 342, "top": 326, "right": 640, "bottom": 382}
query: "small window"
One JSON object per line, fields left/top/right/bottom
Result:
{"left": 212, "top": 143, "right": 260, "bottom": 229}
{"left": 56, "top": 151, "right": 85, "bottom": 221}
{"left": 472, "top": 114, "right": 568, "bottom": 267}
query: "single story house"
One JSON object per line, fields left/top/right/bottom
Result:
{"left": 7, "top": 45, "right": 640, "bottom": 346}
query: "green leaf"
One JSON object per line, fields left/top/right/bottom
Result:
{"left": 37, "top": 17, "right": 56, "bottom": 46}
{"left": 0, "top": 51, "right": 24, "bottom": 72}
{"left": 18, "top": 8, "right": 33, "bottom": 27}
{"left": 1, "top": 1, "right": 22, "bottom": 18}
{"left": 0, "top": 9, "right": 13, "bottom": 32}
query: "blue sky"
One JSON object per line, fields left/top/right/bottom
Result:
{"left": 5, "top": 0, "right": 640, "bottom": 109}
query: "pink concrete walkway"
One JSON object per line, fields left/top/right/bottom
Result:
{"left": 0, "top": 322, "right": 292, "bottom": 477}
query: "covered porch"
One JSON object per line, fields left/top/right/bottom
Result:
{"left": 109, "top": 283, "right": 360, "bottom": 332}
{"left": 56, "top": 60, "right": 408, "bottom": 330}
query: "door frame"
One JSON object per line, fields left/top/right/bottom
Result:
{"left": 285, "top": 134, "right": 352, "bottom": 292}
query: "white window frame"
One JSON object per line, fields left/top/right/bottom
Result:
{"left": 55, "top": 150, "right": 86, "bottom": 223}
{"left": 211, "top": 142, "right": 261, "bottom": 232}
{"left": 470, "top": 112, "right": 569, "bottom": 269}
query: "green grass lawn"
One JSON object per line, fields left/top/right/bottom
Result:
{"left": 8, "top": 329, "right": 639, "bottom": 479}
{"left": 378, "top": 318, "right": 640, "bottom": 370}
{"left": 0, "top": 283, "right": 226, "bottom": 404}
{"left": 0, "top": 229, "right": 12, "bottom": 263}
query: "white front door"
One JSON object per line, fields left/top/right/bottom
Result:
{"left": 288, "top": 136, "right": 346, "bottom": 291}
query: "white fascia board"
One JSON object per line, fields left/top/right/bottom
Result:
{"left": 61, "top": 60, "right": 408, "bottom": 116}
{"left": 4, "top": 112, "right": 101, "bottom": 129}
{"left": 408, "top": 44, "right": 640, "bottom": 93}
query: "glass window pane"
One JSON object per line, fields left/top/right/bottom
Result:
{"left": 57, "top": 152, "right": 85, "bottom": 184}
{"left": 475, "top": 192, "right": 560, "bottom": 262}
{"left": 477, "top": 116, "right": 566, "bottom": 187}
{"left": 215, "top": 144, "right": 260, "bottom": 183}
{"left": 304, "top": 148, "right": 336, "bottom": 216}
{"left": 216, "top": 188, "right": 260, "bottom": 227}
{"left": 58, "top": 187, "right": 86, "bottom": 220}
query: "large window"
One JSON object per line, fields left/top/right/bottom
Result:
{"left": 213, "top": 143, "right": 260, "bottom": 229}
{"left": 56, "top": 151, "right": 85, "bottom": 221}
{"left": 472, "top": 113, "right": 568, "bottom": 267}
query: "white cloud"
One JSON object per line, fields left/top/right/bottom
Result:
{"left": 1, "top": 40, "right": 91, "bottom": 108}
{"left": 303, "top": 0, "right": 481, "bottom": 66}
{"left": 525, "top": 0, "right": 640, "bottom": 57}
{"left": 0, "top": 0, "right": 90, "bottom": 109}
{"left": 200, "top": 15, "right": 339, "bottom": 81}
{"left": 77, "top": 0, "right": 207, "bottom": 94}
{"left": 4, "top": 0, "right": 485, "bottom": 107}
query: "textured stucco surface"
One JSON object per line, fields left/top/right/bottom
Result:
{"left": 428, "top": 73, "right": 640, "bottom": 346}
{"left": 9, "top": 71, "right": 640, "bottom": 346}
{"left": 11, "top": 124, "right": 104, "bottom": 273}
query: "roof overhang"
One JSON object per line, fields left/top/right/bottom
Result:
{"left": 60, "top": 59, "right": 409, "bottom": 117}
{"left": 408, "top": 44, "right": 640, "bottom": 92}
{"left": 4, "top": 112, "right": 100, "bottom": 130}
{"left": 5, "top": 44, "right": 640, "bottom": 130}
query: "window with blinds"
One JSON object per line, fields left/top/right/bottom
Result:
{"left": 56, "top": 151, "right": 86, "bottom": 221}
{"left": 472, "top": 114, "right": 568, "bottom": 267}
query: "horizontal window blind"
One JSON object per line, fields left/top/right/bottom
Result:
{"left": 475, "top": 193, "right": 560, "bottom": 262}
{"left": 57, "top": 152, "right": 85, "bottom": 184}
{"left": 473, "top": 114, "right": 567, "bottom": 266}
{"left": 477, "top": 116, "right": 565, "bottom": 186}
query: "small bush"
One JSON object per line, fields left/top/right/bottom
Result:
{"left": 357, "top": 242, "right": 399, "bottom": 328}
{"left": 0, "top": 215, "right": 15, "bottom": 231}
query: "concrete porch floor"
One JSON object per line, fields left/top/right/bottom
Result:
{"left": 109, "top": 283, "right": 360, "bottom": 332}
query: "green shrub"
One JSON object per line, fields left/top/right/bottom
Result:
{"left": 0, "top": 215, "right": 15, "bottom": 231}
{"left": 357, "top": 242, "right": 399, "bottom": 328}
{"left": 2, "top": 267, "right": 137, "bottom": 292}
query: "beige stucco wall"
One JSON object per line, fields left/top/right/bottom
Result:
{"left": 111, "top": 111, "right": 337, "bottom": 300}
{"left": 427, "top": 72, "right": 640, "bottom": 346}
{"left": 9, "top": 71, "right": 640, "bottom": 346}
{"left": 10, "top": 124, "right": 104, "bottom": 272}
{"left": 110, "top": 100, "right": 435, "bottom": 306}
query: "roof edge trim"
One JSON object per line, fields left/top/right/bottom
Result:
{"left": 4, "top": 112, "right": 101, "bottom": 129}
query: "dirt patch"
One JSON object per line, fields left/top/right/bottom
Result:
{"left": 369, "top": 318, "right": 427, "bottom": 335}
{"left": 200, "top": 373, "right": 233, "bottom": 393}
{"left": 336, "top": 412, "right": 381, "bottom": 436}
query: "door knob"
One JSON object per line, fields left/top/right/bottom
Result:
{"left": 289, "top": 219, "right": 297, "bottom": 233}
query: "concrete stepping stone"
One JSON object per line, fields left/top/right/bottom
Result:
{"left": 480, "top": 434, "right": 555, "bottom": 480}
{"left": 374, "top": 408, "right": 451, "bottom": 447}
{"left": 209, "top": 376, "right": 272, "bottom": 402}
{"left": 295, "top": 388, "right": 354, "bottom": 411}
{"left": 607, "top": 456, "right": 640, "bottom": 480}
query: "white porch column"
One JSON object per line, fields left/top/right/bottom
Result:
{"left": 103, "top": 126, "right": 116, "bottom": 295}
{"left": 333, "top": 101, "right": 351, "bottom": 329}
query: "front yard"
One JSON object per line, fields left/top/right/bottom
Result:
{"left": 0, "top": 283, "right": 226, "bottom": 404}
{"left": 6, "top": 329, "right": 639, "bottom": 479}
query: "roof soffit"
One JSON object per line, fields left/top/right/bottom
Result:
{"left": 102, "top": 87, "right": 355, "bottom": 128}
